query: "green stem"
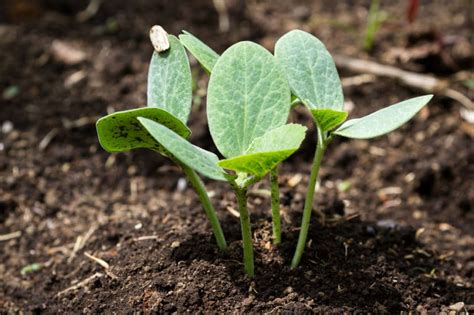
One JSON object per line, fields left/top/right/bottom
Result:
{"left": 270, "top": 167, "right": 281, "bottom": 245}
{"left": 233, "top": 184, "right": 254, "bottom": 278}
{"left": 364, "top": 0, "right": 381, "bottom": 51}
{"left": 291, "top": 130, "right": 327, "bottom": 269}
{"left": 182, "top": 165, "right": 228, "bottom": 251}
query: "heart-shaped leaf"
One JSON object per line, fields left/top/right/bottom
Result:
{"left": 218, "top": 124, "right": 307, "bottom": 177}
{"left": 207, "top": 41, "right": 291, "bottom": 158}
{"left": 333, "top": 95, "right": 433, "bottom": 139}
{"left": 179, "top": 31, "right": 219, "bottom": 73}
{"left": 275, "top": 30, "right": 344, "bottom": 111}
{"left": 96, "top": 107, "right": 191, "bottom": 154}
{"left": 310, "top": 108, "right": 348, "bottom": 132}
{"left": 148, "top": 35, "right": 192, "bottom": 124}
{"left": 137, "top": 117, "right": 227, "bottom": 181}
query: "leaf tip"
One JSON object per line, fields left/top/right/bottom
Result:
{"left": 420, "top": 94, "right": 434, "bottom": 102}
{"left": 135, "top": 116, "right": 149, "bottom": 125}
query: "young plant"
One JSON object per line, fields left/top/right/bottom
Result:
{"left": 363, "top": 0, "right": 387, "bottom": 52}
{"left": 275, "top": 30, "right": 432, "bottom": 268}
{"left": 179, "top": 31, "right": 287, "bottom": 246}
{"left": 99, "top": 28, "right": 306, "bottom": 276}
{"left": 95, "top": 34, "right": 228, "bottom": 251}
{"left": 141, "top": 40, "right": 307, "bottom": 277}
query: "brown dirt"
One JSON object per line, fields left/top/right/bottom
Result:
{"left": 1, "top": 0, "right": 473, "bottom": 313}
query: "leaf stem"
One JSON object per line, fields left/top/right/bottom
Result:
{"left": 270, "top": 167, "right": 281, "bottom": 245}
{"left": 291, "top": 128, "right": 327, "bottom": 268}
{"left": 181, "top": 165, "right": 228, "bottom": 251}
{"left": 230, "top": 180, "right": 254, "bottom": 278}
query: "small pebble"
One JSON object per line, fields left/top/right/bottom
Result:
{"left": 284, "top": 286, "right": 294, "bottom": 294}
{"left": 376, "top": 219, "right": 397, "bottom": 229}
{"left": 1, "top": 121, "right": 13, "bottom": 134}
{"left": 177, "top": 178, "right": 187, "bottom": 192}
{"left": 51, "top": 40, "right": 87, "bottom": 65}
{"left": 449, "top": 302, "right": 464, "bottom": 312}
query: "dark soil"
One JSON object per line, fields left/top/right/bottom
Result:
{"left": 1, "top": 0, "right": 473, "bottom": 313}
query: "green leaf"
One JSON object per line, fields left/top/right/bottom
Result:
{"left": 96, "top": 108, "right": 191, "bottom": 153}
{"left": 148, "top": 35, "right": 192, "bottom": 124}
{"left": 219, "top": 152, "right": 294, "bottom": 177}
{"left": 207, "top": 41, "right": 291, "bottom": 158}
{"left": 275, "top": 30, "right": 344, "bottom": 110}
{"left": 179, "top": 31, "right": 219, "bottom": 73}
{"left": 137, "top": 117, "right": 227, "bottom": 181}
{"left": 310, "top": 108, "right": 348, "bottom": 132}
{"left": 246, "top": 124, "right": 307, "bottom": 154}
{"left": 333, "top": 95, "right": 433, "bottom": 139}
{"left": 218, "top": 124, "right": 307, "bottom": 177}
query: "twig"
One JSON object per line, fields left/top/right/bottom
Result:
{"left": 56, "top": 272, "right": 103, "bottom": 297}
{"left": 248, "top": 189, "right": 271, "bottom": 197}
{"left": 0, "top": 231, "right": 21, "bottom": 242}
{"left": 226, "top": 206, "right": 240, "bottom": 218}
{"left": 133, "top": 235, "right": 159, "bottom": 242}
{"left": 334, "top": 54, "right": 473, "bottom": 110}
{"left": 84, "top": 252, "right": 118, "bottom": 279}
{"left": 84, "top": 252, "right": 109, "bottom": 269}
{"left": 38, "top": 129, "right": 59, "bottom": 151}
{"left": 444, "top": 89, "right": 474, "bottom": 111}
{"left": 68, "top": 226, "right": 97, "bottom": 263}
{"left": 342, "top": 74, "right": 377, "bottom": 87}
{"left": 62, "top": 116, "right": 99, "bottom": 129}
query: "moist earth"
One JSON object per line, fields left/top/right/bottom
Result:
{"left": 0, "top": 0, "right": 473, "bottom": 313}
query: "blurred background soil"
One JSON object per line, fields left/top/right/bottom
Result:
{"left": 0, "top": 0, "right": 473, "bottom": 313}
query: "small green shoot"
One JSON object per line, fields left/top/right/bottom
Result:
{"left": 363, "top": 0, "right": 388, "bottom": 52}
{"left": 275, "top": 29, "right": 432, "bottom": 268}
{"left": 207, "top": 41, "right": 307, "bottom": 277}
{"left": 97, "top": 32, "right": 227, "bottom": 251}
{"left": 21, "top": 263, "right": 42, "bottom": 276}
{"left": 337, "top": 180, "right": 352, "bottom": 193}
{"left": 180, "top": 33, "right": 299, "bottom": 248}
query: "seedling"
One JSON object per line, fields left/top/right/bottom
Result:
{"left": 97, "top": 30, "right": 306, "bottom": 277}
{"left": 274, "top": 29, "right": 432, "bottom": 268}
{"left": 179, "top": 31, "right": 290, "bottom": 246}
{"left": 96, "top": 34, "right": 228, "bottom": 251}
{"left": 96, "top": 27, "right": 431, "bottom": 277}
{"left": 363, "top": 0, "right": 387, "bottom": 52}
{"left": 142, "top": 39, "right": 307, "bottom": 277}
